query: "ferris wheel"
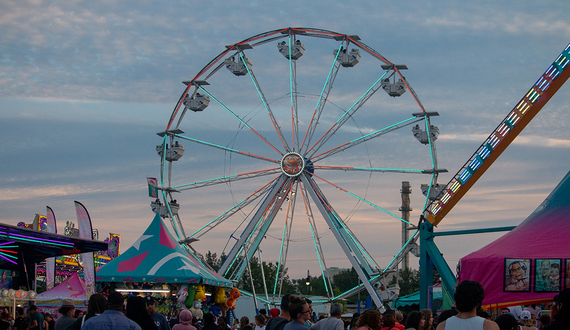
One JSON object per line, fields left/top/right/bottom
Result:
{"left": 153, "top": 27, "right": 444, "bottom": 305}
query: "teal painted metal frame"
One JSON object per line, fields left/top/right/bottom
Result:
{"left": 419, "top": 220, "right": 515, "bottom": 309}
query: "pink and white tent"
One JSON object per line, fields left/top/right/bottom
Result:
{"left": 35, "top": 272, "right": 88, "bottom": 315}
{"left": 458, "top": 171, "right": 570, "bottom": 308}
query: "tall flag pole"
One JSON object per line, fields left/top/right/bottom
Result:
{"left": 74, "top": 201, "right": 95, "bottom": 296}
{"left": 45, "top": 207, "right": 57, "bottom": 290}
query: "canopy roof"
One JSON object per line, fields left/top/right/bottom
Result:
{"left": 393, "top": 287, "right": 442, "bottom": 308}
{"left": 0, "top": 223, "right": 108, "bottom": 269}
{"left": 459, "top": 171, "right": 570, "bottom": 308}
{"left": 35, "top": 272, "right": 88, "bottom": 307}
{"left": 96, "top": 214, "right": 232, "bottom": 287}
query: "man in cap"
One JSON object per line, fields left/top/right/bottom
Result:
{"left": 54, "top": 299, "right": 75, "bottom": 330}
{"left": 64, "top": 293, "right": 107, "bottom": 330}
{"left": 82, "top": 291, "right": 141, "bottom": 330}
{"left": 146, "top": 296, "right": 171, "bottom": 330}
{"left": 544, "top": 288, "right": 570, "bottom": 329}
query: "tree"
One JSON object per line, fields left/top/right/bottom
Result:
{"left": 237, "top": 256, "right": 296, "bottom": 295}
{"left": 390, "top": 267, "right": 420, "bottom": 297}
{"left": 330, "top": 268, "right": 363, "bottom": 303}
{"left": 202, "top": 251, "right": 295, "bottom": 295}
{"left": 332, "top": 268, "right": 360, "bottom": 293}
{"left": 389, "top": 266, "right": 441, "bottom": 297}
{"left": 203, "top": 251, "right": 226, "bottom": 271}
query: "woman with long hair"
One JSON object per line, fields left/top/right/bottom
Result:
{"left": 349, "top": 313, "right": 360, "bottom": 330}
{"left": 419, "top": 310, "right": 432, "bottom": 330}
{"left": 239, "top": 316, "right": 250, "bottom": 329}
{"left": 64, "top": 293, "right": 107, "bottom": 330}
{"left": 381, "top": 312, "right": 396, "bottom": 330}
{"left": 126, "top": 296, "right": 158, "bottom": 330}
{"left": 254, "top": 314, "right": 267, "bottom": 330}
{"left": 355, "top": 309, "right": 383, "bottom": 330}
{"left": 519, "top": 311, "right": 537, "bottom": 330}
{"left": 404, "top": 311, "right": 424, "bottom": 330}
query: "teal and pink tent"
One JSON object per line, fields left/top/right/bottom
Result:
{"left": 96, "top": 214, "right": 232, "bottom": 287}
{"left": 458, "top": 171, "right": 570, "bottom": 309}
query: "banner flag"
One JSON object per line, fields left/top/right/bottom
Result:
{"left": 33, "top": 214, "right": 47, "bottom": 231}
{"left": 45, "top": 207, "right": 57, "bottom": 290}
{"left": 147, "top": 177, "right": 158, "bottom": 198}
{"left": 74, "top": 201, "right": 95, "bottom": 295}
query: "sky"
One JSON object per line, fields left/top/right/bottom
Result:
{"left": 1, "top": 1, "right": 570, "bottom": 282}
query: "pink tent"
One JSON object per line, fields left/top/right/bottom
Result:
{"left": 35, "top": 272, "right": 88, "bottom": 316}
{"left": 458, "top": 171, "right": 570, "bottom": 308}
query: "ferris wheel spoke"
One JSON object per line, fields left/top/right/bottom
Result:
{"left": 270, "top": 180, "right": 297, "bottom": 295}
{"left": 312, "top": 165, "right": 430, "bottom": 174}
{"left": 384, "top": 229, "right": 419, "bottom": 271}
{"left": 300, "top": 174, "right": 384, "bottom": 307}
{"left": 287, "top": 39, "right": 301, "bottom": 151}
{"left": 396, "top": 71, "right": 427, "bottom": 113}
{"left": 218, "top": 175, "right": 291, "bottom": 277}
{"left": 311, "top": 173, "right": 411, "bottom": 225}
{"left": 171, "top": 168, "right": 281, "bottom": 191}
{"left": 174, "top": 133, "right": 279, "bottom": 164}
{"left": 301, "top": 174, "right": 380, "bottom": 274}
{"left": 299, "top": 182, "right": 334, "bottom": 297}
{"left": 306, "top": 71, "right": 389, "bottom": 157}
{"left": 188, "top": 176, "right": 280, "bottom": 239}
{"left": 238, "top": 52, "right": 290, "bottom": 151}
{"left": 311, "top": 116, "right": 424, "bottom": 162}
{"left": 196, "top": 85, "right": 283, "bottom": 156}
{"left": 228, "top": 179, "right": 296, "bottom": 282}
{"left": 301, "top": 44, "right": 343, "bottom": 154}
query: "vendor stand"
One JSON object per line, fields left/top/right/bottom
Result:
{"left": 96, "top": 214, "right": 234, "bottom": 319}
{"left": 35, "top": 272, "right": 88, "bottom": 318}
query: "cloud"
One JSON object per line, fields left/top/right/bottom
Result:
{"left": 0, "top": 181, "right": 143, "bottom": 202}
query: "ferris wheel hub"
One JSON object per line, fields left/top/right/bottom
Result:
{"left": 280, "top": 152, "right": 305, "bottom": 177}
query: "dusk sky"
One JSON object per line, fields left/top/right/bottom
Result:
{"left": 1, "top": 1, "right": 569, "bottom": 280}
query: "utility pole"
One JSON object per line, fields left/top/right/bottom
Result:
{"left": 399, "top": 181, "right": 412, "bottom": 270}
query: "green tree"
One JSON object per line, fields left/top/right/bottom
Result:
{"left": 203, "top": 251, "right": 226, "bottom": 271}
{"left": 332, "top": 268, "right": 360, "bottom": 293}
{"left": 330, "top": 268, "right": 364, "bottom": 303}
{"left": 391, "top": 267, "right": 420, "bottom": 296}
{"left": 389, "top": 266, "right": 441, "bottom": 297}
{"left": 210, "top": 251, "right": 296, "bottom": 293}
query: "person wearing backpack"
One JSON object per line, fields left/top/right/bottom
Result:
{"left": 266, "top": 295, "right": 291, "bottom": 330}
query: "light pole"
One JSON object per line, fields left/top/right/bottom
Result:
{"left": 306, "top": 270, "right": 311, "bottom": 295}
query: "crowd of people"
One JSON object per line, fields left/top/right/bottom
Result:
{"left": 3, "top": 281, "right": 569, "bottom": 330}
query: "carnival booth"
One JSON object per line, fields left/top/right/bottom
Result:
{"left": 392, "top": 284, "right": 453, "bottom": 313}
{"left": 96, "top": 214, "right": 234, "bottom": 319}
{"left": 458, "top": 171, "right": 570, "bottom": 309}
{"left": 35, "top": 272, "right": 88, "bottom": 317}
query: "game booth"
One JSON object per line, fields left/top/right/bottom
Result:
{"left": 96, "top": 214, "right": 236, "bottom": 320}
{"left": 35, "top": 272, "right": 88, "bottom": 318}
{"left": 458, "top": 171, "right": 570, "bottom": 310}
